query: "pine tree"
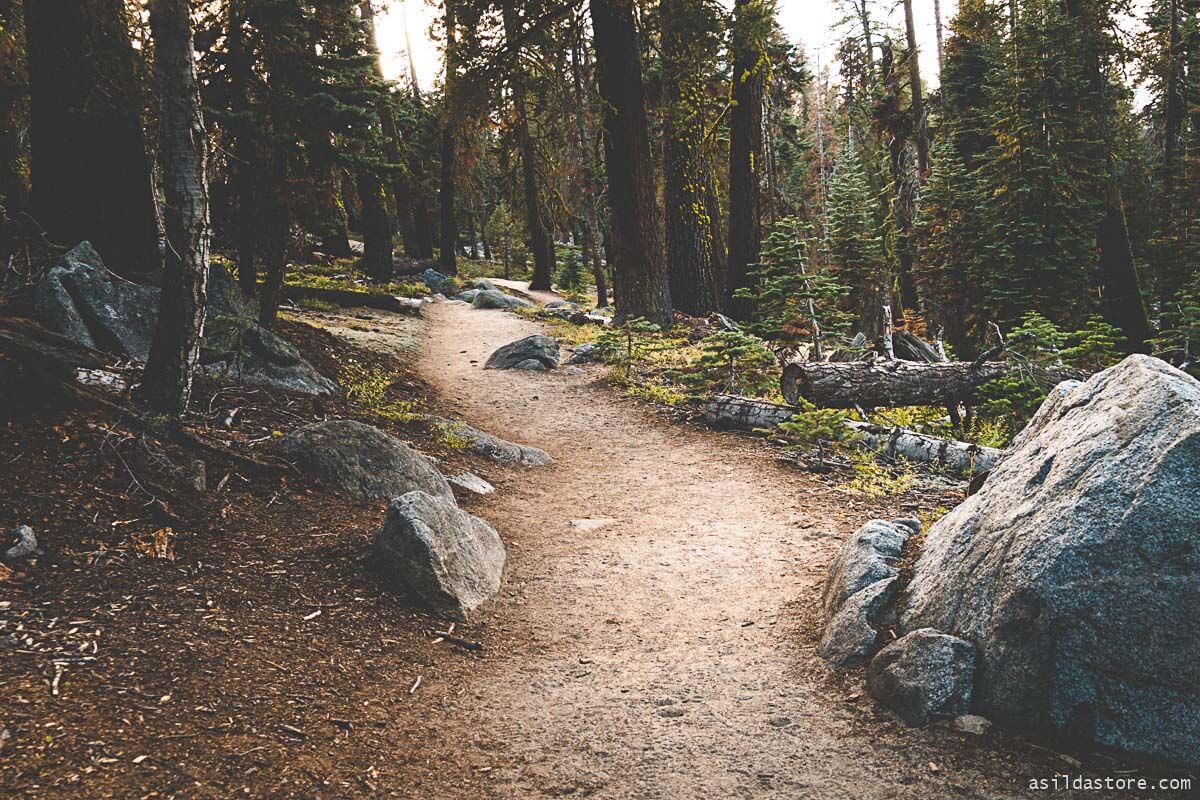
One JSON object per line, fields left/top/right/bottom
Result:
{"left": 975, "top": 0, "right": 1105, "bottom": 331}
{"left": 824, "top": 138, "right": 886, "bottom": 337}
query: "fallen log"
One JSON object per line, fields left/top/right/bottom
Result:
{"left": 780, "top": 359, "right": 1085, "bottom": 408}
{"left": 281, "top": 283, "right": 425, "bottom": 314}
{"left": 704, "top": 395, "right": 1000, "bottom": 476}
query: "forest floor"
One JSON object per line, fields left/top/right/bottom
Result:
{"left": 0, "top": 298, "right": 1152, "bottom": 798}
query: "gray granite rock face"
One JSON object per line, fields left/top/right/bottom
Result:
{"left": 373, "top": 491, "right": 506, "bottom": 620}
{"left": 901, "top": 355, "right": 1200, "bottom": 766}
{"left": 276, "top": 420, "right": 454, "bottom": 502}
{"left": 483, "top": 335, "right": 559, "bottom": 371}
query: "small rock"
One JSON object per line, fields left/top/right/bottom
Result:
{"left": 822, "top": 519, "right": 915, "bottom": 621}
{"left": 484, "top": 335, "right": 559, "bottom": 371}
{"left": 564, "top": 367, "right": 584, "bottom": 376}
{"left": 373, "top": 491, "right": 506, "bottom": 621}
{"left": 3, "top": 526, "right": 38, "bottom": 563}
{"left": 472, "top": 289, "right": 534, "bottom": 310}
{"left": 512, "top": 358, "right": 548, "bottom": 372}
{"left": 952, "top": 714, "right": 993, "bottom": 736}
{"left": 569, "top": 518, "right": 618, "bottom": 533}
{"left": 818, "top": 577, "right": 898, "bottom": 667}
{"left": 448, "top": 473, "right": 495, "bottom": 496}
{"left": 565, "top": 342, "right": 598, "bottom": 365}
{"left": 867, "top": 628, "right": 976, "bottom": 727}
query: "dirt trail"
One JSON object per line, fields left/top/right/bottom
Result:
{"left": 399, "top": 301, "right": 1063, "bottom": 799}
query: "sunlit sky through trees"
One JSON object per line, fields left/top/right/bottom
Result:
{"left": 372, "top": 1, "right": 958, "bottom": 92}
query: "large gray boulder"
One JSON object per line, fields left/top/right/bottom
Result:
{"left": 32, "top": 242, "right": 334, "bottom": 396}
{"left": 424, "top": 416, "right": 551, "bottom": 466}
{"left": 34, "top": 242, "right": 159, "bottom": 358}
{"left": 484, "top": 335, "right": 559, "bottom": 371}
{"left": 867, "top": 629, "right": 976, "bottom": 726}
{"left": 373, "top": 491, "right": 506, "bottom": 620}
{"left": 821, "top": 518, "right": 917, "bottom": 621}
{"left": 472, "top": 289, "right": 534, "bottom": 311}
{"left": 900, "top": 355, "right": 1200, "bottom": 765}
{"left": 277, "top": 420, "right": 454, "bottom": 502}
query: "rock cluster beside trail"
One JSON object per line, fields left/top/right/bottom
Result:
{"left": 819, "top": 518, "right": 918, "bottom": 668}
{"left": 277, "top": 415, "right": 550, "bottom": 620}
{"left": 34, "top": 242, "right": 336, "bottom": 396}
{"left": 821, "top": 355, "right": 1200, "bottom": 769}
{"left": 484, "top": 335, "right": 560, "bottom": 372}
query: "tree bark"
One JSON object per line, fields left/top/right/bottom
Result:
{"left": 703, "top": 394, "right": 1001, "bottom": 475}
{"left": 662, "top": 0, "right": 721, "bottom": 316}
{"left": 360, "top": 0, "right": 419, "bottom": 259}
{"left": 437, "top": 0, "right": 459, "bottom": 276}
{"left": 725, "top": 0, "right": 766, "bottom": 321}
{"left": 590, "top": 0, "right": 671, "bottom": 327}
{"left": 355, "top": 168, "right": 394, "bottom": 281}
{"left": 780, "top": 360, "right": 1085, "bottom": 409}
{"left": 140, "top": 0, "right": 209, "bottom": 417}
{"left": 902, "top": 0, "right": 929, "bottom": 180}
{"left": 23, "top": 0, "right": 161, "bottom": 279}
{"left": 227, "top": 0, "right": 259, "bottom": 296}
{"left": 502, "top": 1, "right": 555, "bottom": 291}
{"left": 569, "top": 18, "right": 609, "bottom": 309}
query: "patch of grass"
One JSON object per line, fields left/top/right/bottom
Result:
{"left": 339, "top": 359, "right": 421, "bottom": 423}
{"left": 625, "top": 382, "right": 689, "bottom": 407}
{"left": 430, "top": 420, "right": 472, "bottom": 449}
{"left": 297, "top": 297, "right": 338, "bottom": 312}
{"left": 542, "top": 317, "right": 602, "bottom": 347}
{"left": 839, "top": 449, "right": 917, "bottom": 497}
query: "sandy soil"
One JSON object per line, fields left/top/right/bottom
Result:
{"left": 390, "top": 301, "right": 1098, "bottom": 799}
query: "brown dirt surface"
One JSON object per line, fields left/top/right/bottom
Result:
{"left": 0, "top": 300, "right": 1176, "bottom": 799}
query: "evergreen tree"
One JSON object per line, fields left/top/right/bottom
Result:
{"left": 824, "top": 137, "right": 886, "bottom": 337}
{"left": 975, "top": 0, "right": 1105, "bottom": 331}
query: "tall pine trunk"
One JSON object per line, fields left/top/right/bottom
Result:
{"left": 228, "top": 0, "right": 258, "bottom": 296}
{"left": 569, "top": 22, "right": 609, "bottom": 308}
{"left": 725, "top": 0, "right": 766, "bottom": 321}
{"left": 1063, "top": 0, "right": 1151, "bottom": 350}
{"left": 437, "top": 0, "right": 458, "bottom": 276}
{"left": 662, "top": 0, "right": 721, "bottom": 316}
{"left": 502, "top": 1, "right": 555, "bottom": 291}
{"left": 902, "top": 0, "right": 929, "bottom": 179}
{"left": 23, "top": 0, "right": 161, "bottom": 279}
{"left": 590, "top": 0, "right": 671, "bottom": 327}
{"left": 141, "top": 0, "right": 209, "bottom": 417}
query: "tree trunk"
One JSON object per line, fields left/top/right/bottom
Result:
{"left": 257, "top": 147, "right": 290, "bottom": 329}
{"left": 502, "top": 1, "right": 555, "bottom": 291}
{"left": 569, "top": 19, "right": 609, "bottom": 308}
{"left": 437, "top": 0, "right": 458, "bottom": 276}
{"left": 590, "top": 0, "right": 671, "bottom": 327}
{"left": 902, "top": 0, "right": 929, "bottom": 180}
{"left": 933, "top": 0, "right": 945, "bottom": 76}
{"left": 725, "top": 0, "right": 766, "bottom": 321}
{"left": 879, "top": 41, "right": 919, "bottom": 315}
{"left": 662, "top": 0, "right": 721, "bottom": 316}
{"left": 355, "top": 168, "right": 394, "bottom": 281}
{"left": 140, "top": 0, "right": 209, "bottom": 417}
{"left": 227, "top": 0, "right": 258, "bottom": 296}
{"left": 23, "top": 0, "right": 161, "bottom": 279}
{"left": 780, "top": 360, "right": 1085, "bottom": 409}
{"left": 703, "top": 395, "right": 1001, "bottom": 475}
{"left": 1063, "top": 0, "right": 1151, "bottom": 350}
